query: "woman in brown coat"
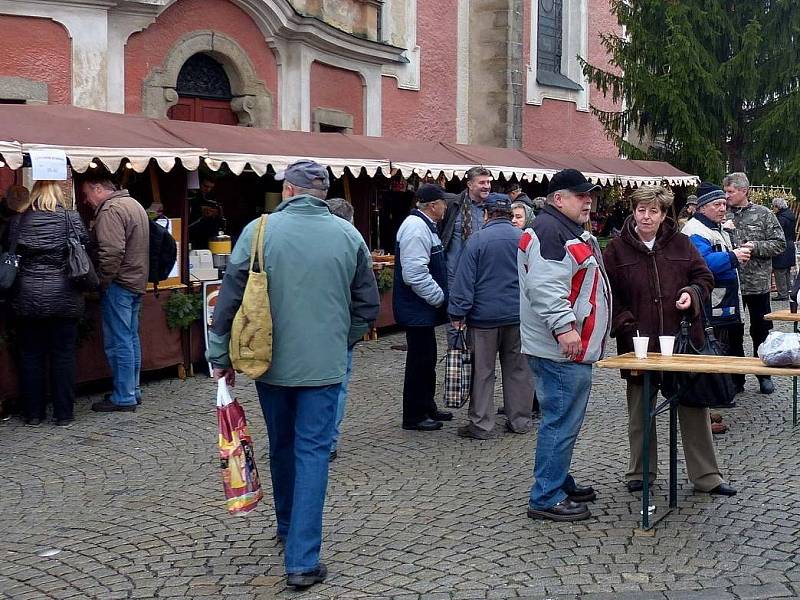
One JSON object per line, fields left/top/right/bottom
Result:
{"left": 603, "top": 186, "right": 736, "bottom": 497}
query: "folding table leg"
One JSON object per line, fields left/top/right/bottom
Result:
{"left": 795, "top": 322, "right": 798, "bottom": 427}
{"left": 669, "top": 398, "right": 678, "bottom": 508}
{"left": 641, "top": 372, "right": 652, "bottom": 529}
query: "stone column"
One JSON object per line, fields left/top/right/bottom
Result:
{"left": 274, "top": 39, "right": 313, "bottom": 131}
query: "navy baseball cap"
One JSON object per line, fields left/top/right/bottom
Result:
{"left": 416, "top": 183, "right": 447, "bottom": 203}
{"left": 547, "top": 169, "right": 600, "bottom": 195}
{"left": 275, "top": 159, "right": 330, "bottom": 190}
{"left": 481, "top": 192, "right": 513, "bottom": 212}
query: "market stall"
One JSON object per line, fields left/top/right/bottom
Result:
{"left": 0, "top": 103, "right": 702, "bottom": 410}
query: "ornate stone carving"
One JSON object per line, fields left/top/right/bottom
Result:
{"left": 142, "top": 30, "right": 272, "bottom": 127}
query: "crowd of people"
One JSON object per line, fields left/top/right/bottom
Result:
{"left": 1, "top": 158, "right": 796, "bottom": 590}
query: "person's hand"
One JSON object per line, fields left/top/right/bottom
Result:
{"left": 734, "top": 246, "right": 751, "bottom": 264}
{"left": 675, "top": 292, "right": 692, "bottom": 310}
{"left": 213, "top": 367, "right": 236, "bottom": 387}
{"left": 557, "top": 329, "right": 583, "bottom": 360}
{"left": 451, "top": 320, "right": 463, "bottom": 330}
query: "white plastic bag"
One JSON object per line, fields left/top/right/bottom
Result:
{"left": 757, "top": 331, "right": 800, "bottom": 366}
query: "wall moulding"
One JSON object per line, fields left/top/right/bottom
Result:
{"left": 141, "top": 30, "right": 273, "bottom": 127}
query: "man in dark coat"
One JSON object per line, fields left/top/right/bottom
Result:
{"left": 771, "top": 197, "right": 796, "bottom": 301}
{"left": 448, "top": 193, "right": 534, "bottom": 439}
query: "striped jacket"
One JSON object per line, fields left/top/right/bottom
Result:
{"left": 518, "top": 205, "right": 611, "bottom": 364}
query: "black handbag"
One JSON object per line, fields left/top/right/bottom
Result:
{"left": 661, "top": 317, "right": 736, "bottom": 408}
{"left": 64, "top": 210, "right": 99, "bottom": 290}
{"left": 0, "top": 213, "right": 24, "bottom": 291}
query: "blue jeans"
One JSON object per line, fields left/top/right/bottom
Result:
{"left": 256, "top": 382, "right": 340, "bottom": 574}
{"left": 101, "top": 282, "right": 142, "bottom": 407}
{"left": 331, "top": 348, "right": 354, "bottom": 452}
{"left": 527, "top": 357, "right": 593, "bottom": 509}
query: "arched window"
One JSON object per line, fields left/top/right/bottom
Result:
{"left": 175, "top": 53, "right": 233, "bottom": 100}
{"left": 168, "top": 53, "right": 237, "bottom": 125}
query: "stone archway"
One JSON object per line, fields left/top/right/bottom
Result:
{"left": 142, "top": 30, "right": 272, "bottom": 127}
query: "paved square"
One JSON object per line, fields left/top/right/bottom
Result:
{"left": 2, "top": 323, "right": 800, "bottom": 600}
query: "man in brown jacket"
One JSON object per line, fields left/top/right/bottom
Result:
{"left": 81, "top": 175, "right": 149, "bottom": 412}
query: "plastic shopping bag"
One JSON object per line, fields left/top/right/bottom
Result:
{"left": 217, "top": 379, "right": 263, "bottom": 515}
{"left": 758, "top": 331, "right": 800, "bottom": 367}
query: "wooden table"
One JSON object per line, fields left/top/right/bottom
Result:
{"left": 596, "top": 352, "right": 800, "bottom": 530}
{"left": 765, "top": 309, "right": 800, "bottom": 425}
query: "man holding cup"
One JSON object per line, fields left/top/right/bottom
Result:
{"left": 682, "top": 182, "right": 752, "bottom": 393}
{"left": 723, "top": 172, "right": 786, "bottom": 395}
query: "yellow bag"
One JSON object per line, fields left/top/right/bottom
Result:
{"left": 229, "top": 215, "right": 272, "bottom": 378}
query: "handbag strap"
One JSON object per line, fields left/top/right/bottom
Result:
{"left": 248, "top": 215, "right": 268, "bottom": 273}
{"left": 6, "top": 211, "right": 26, "bottom": 254}
{"left": 64, "top": 209, "right": 79, "bottom": 241}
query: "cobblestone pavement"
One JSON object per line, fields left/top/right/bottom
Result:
{"left": 2, "top": 320, "right": 800, "bottom": 600}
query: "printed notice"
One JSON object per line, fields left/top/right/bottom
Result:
{"left": 29, "top": 149, "right": 68, "bottom": 181}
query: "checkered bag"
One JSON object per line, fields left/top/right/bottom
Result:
{"left": 443, "top": 327, "right": 473, "bottom": 409}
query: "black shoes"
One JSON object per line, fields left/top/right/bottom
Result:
{"left": 527, "top": 499, "right": 591, "bottom": 522}
{"left": 705, "top": 483, "right": 737, "bottom": 497}
{"left": 430, "top": 410, "right": 453, "bottom": 421}
{"left": 627, "top": 479, "right": 644, "bottom": 493}
{"left": 329, "top": 449, "right": 338, "bottom": 461}
{"left": 55, "top": 418, "right": 74, "bottom": 427}
{"left": 402, "top": 418, "right": 443, "bottom": 431}
{"left": 457, "top": 424, "right": 491, "bottom": 440}
{"left": 565, "top": 483, "right": 597, "bottom": 503}
{"left": 104, "top": 392, "right": 142, "bottom": 406}
{"left": 24, "top": 417, "right": 42, "bottom": 426}
{"left": 91, "top": 399, "right": 136, "bottom": 413}
{"left": 287, "top": 562, "right": 327, "bottom": 589}
{"left": 759, "top": 377, "right": 775, "bottom": 395}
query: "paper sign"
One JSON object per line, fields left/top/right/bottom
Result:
{"left": 28, "top": 149, "right": 68, "bottom": 181}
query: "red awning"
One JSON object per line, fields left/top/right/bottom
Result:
{"left": 0, "top": 104, "right": 699, "bottom": 187}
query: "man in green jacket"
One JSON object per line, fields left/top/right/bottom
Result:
{"left": 724, "top": 171, "right": 786, "bottom": 394}
{"left": 208, "top": 160, "right": 379, "bottom": 590}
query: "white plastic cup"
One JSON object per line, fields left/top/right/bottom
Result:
{"left": 659, "top": 335, "right": 676, "bottom": 357}
{"left": 633, "top": 336, "right": 650, "bottom": 359}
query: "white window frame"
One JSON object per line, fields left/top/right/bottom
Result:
{"left": 526, "top": 0, "right": 590, "bottom": 111}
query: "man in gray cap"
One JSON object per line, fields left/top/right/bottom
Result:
{"left": 208, "top": 159, "right": 380, "bottom": 589}
{"left": 449, "top": 193, "right": 534, "bottom": 439}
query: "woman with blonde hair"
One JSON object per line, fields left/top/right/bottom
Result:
{"left": 603, "top": 185, "right": 736, "bottom": 497}
{"left": 3, "top": 180, "right": 89, "bottom": 426}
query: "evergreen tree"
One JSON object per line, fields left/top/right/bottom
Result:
{"left": 582, "top": 0, "right": 800, "bottom": 186}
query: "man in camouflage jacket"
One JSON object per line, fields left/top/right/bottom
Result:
{"left": 723, "top": 171, "right": 786, "bottom": 394}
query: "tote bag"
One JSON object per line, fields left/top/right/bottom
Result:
{"left": 229, "top": 215, "right": 273, "bottom": 379}
{"left": 443, "top": 327, "right": 473, "bottom": 409}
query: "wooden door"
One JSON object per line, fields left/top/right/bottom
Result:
{"left": 168, "top": 97, "right": 237, "bottom": 126}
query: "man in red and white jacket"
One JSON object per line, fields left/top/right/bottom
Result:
{"left": 518, "top": 168, "right": 612, "bottom": 522}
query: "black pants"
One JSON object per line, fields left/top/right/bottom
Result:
{"left": 715, "top": 323, "right": 746, "bottom": 388}
{"left": 17, "top": 318, "right": 78, "bottom": 421}
{"left": 402, "top": 326, "right": 440, "bottom": 425}
{"left": 742, "top": 293, "right": 774, "bottom": 360}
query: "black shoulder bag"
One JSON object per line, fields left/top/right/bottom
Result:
{"left": 64, "top": 210, "right": 99, "bottom": 290}
{"left": 661, "top": 317, "right": 736, "bottom": 408}
{"left": 0, "top": 213, "right": 24, "bottom": 291}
